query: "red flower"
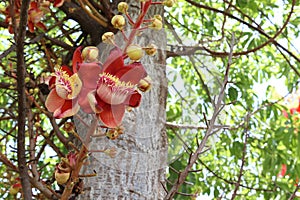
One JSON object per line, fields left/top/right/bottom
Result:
{"left": 45, "top": 48, "right": 83, "bottom": 118}
{"left": 4, "top": 0, "right": 49, "bottom": 34}
{"left": 27, "top": 1, "right": 49, "bottom": 33}
{"left": 292, "top": 98, "right": 300, "bottom": 114}
{"left": 283, "top": 98, "right": 300, "bottom": 117}
{"left": 278, "top": 164, "right": 287, "bottom": 177}
{"left": 83, "top": 48, "right": 147, "bottom": 128}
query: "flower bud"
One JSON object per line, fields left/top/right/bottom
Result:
{"left": 25, "top": 77, "right": 31, "bottom": 83}
{"left": 127, "top": 106, "right": 133, "bottom": 112}
{"left": 118, "top": 2, "right": 128, "bottom": 14}
{"left": 116, "top": 126, "right": 124, "bottom": 135}
{"left": 104, "top": 147, "right": 117, "bottom": 158}
{"left": 106, "top": 129, "right": 119, "bottom": 140}
{"left": 81, "top": 46, "right": 99, "bottom": 62}
{"left": 9, "top": 183, "right": 21, "bottom": 195}
{"left": 111, "top": 15, "right": 126, "bottom": 30}
{"left": 63, "top": 122, "right": 75, "bottom": 132}
{"left": 33, "top": 87, "right": 39, "bottom": 94}
{"left": 34, "top": 122, "right": 41, "bottom": 128}
{"left": 144, "top": 44, "right": 157, "bottom": 56}
{"left": 150, "top": 18, "right": 163, "bottom": 30}
{"left": 154, "top": 14, "right": 162, "bottom": 22}
{"left": 126, "top": 44, "right": 144, "bottom": 60}
{"left": 55, "top": 170, "right": 70, "bottom": 185}
{"left": 163, "top": 0, "right": 176, "bottom": 7}
{"left": 138, "top": 76, "right": 152, "bottom": 92}
{"left": 102, "top": 32, "right": 115, "bottom": 44}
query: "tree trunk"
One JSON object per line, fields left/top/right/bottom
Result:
{"left": 76, "top": 2, "right": 168, "bottom": 199}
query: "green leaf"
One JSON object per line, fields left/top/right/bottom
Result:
{"left": 228, "top": 87, "right": 238, "bottom": 102}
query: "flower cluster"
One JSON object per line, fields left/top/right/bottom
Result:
{"left": 4, "top": 0, "right": 64, "bottom": 34}
{"left": 45, "top": 0, "right": 175, "bottom": 129}
{"left": 45, "top": 46, "right": 149, "bottom": 128}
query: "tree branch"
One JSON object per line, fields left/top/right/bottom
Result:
{"left": 15, "top": 0, "right": 32, "bottom": 199}
{"left": 288, "top": 184, "right": 300, "bottom": 200}
{"left": 184, "top": 0, "right": 300, "bottom": 77}
{"left": 165, "top": 33, "right": 236, "bottom": 200}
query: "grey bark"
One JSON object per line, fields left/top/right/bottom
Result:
{"left": 75, "top": 2, "right": 168, "bottom": 199}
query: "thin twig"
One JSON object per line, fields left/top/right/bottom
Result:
{"left": 231, "top": 113, "right": 250, "bottom": 199}
{"left": 184, "top": 0, "right": 300, "bottom": 77}
{"left": 165, "top": 33, "right": 236, "bottom": 200}
{"left": 288, "top": 184, "right": 300, "bottom": 200}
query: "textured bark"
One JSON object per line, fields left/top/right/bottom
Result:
{"left": 16, "top": 0, "right": 33, "bottom": 199}
{"left": 75, "top": 2, "right": 168, "bottom": 199}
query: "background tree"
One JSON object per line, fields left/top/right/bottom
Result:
{"left": 1, "top": 0, "right": 300, "bottom": 199}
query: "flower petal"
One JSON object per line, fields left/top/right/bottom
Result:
{"left": 54, "top": 99, "right": 80, "bottom": 118}
{"left": 87, "top": 91, "right": 103, "bottom": 113}
{"left": 72, "top": 47, "right": 83, "bottom": 73}
{"left": 77, "top": 62, "right": 102, "bottom": 88}
{"left": 114, "top": 62, "right": 147, "bottom": 84}
{"left": 53, "top": 0, "right": 65, "bottom": 7}
{"left": 296, "top": 99, "right": 300, "bottom": 113}
{"left": 35, "top": 22, "right": 47, "bottom": 31}
{"left": 126, "top": 91, "right": 141, "bottom": 107}
{"left": 45, "top": 89, "right": 65, "bottom": 112}
{"left": 78, "top": 87, "right": 94, "bottom": 113}
{"left": 28, "top": 21, "right": 35, "bottom": 33}
{"left": 48, "top": 76, "right": 56, "bottom": 88}
{"left": 98, "top": 104, "right": 125, "bottom": 128}
{"left": 67, "top": 73, "right": 82, "bottom": 99}
{"left": 103, "top": 48, "right": 124, "bottom": 75}
{"left": 61, "top": 65, "right": 73, "bottom": 76}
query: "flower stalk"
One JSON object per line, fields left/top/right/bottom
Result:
{"left": 60, "top": 118, "right": 98, "bottom": 200}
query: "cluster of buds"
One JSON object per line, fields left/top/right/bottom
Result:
{"left": 111, "top": 1, "right": 168, "bottom": 32}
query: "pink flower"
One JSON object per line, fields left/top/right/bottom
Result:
{"left": 45, "top": 48, "right": 83, "bottom": 118}
{"left": 83, "top": 48, "right": 147, "bottom": 128}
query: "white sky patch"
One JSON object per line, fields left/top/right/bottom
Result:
{"left": 253, "top": 76, "right": 288, "bottom": 99}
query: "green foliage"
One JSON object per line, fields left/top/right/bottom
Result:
{"left": 1, "top": 0, "right": 300, "bottom": 198}
{"left": 165, "top": 0, "right": 300, "bottom": 198}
